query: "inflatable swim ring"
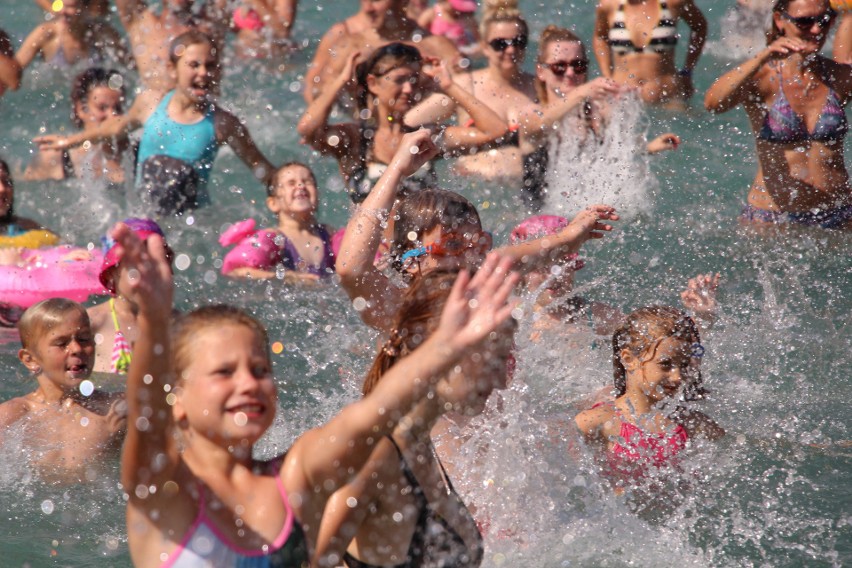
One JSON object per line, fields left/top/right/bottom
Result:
{"left": 0, "top": 246, "right": 109, "bottom": 307}
{"left": 0, "top": 230, "right": 60, "bottom": 249}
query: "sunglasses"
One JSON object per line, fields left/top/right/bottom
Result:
{"left": 488, "top": 35, "right": 528, "bottom": 52}
{"left": 541, "top": 59, "right": 589, "bottom": 76}
{"left": 780, "top": 9, "right": 836, "bottom": 30}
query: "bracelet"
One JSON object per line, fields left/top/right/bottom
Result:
{"left": 678, "top": 68, "right": 693, "bottom": 78}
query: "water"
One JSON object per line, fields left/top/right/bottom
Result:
{"left": 0, "top": 1, "right": 850, "bottom": 566}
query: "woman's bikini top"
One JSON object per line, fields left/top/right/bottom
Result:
{"left": 343, "top": 436, "right": 483, "bottom": 568}
{"left": 345, "top": 123, "right": 438, "bottom": 203}
{"left": 162, "top": 472, "right": 309, "bottom": 568}
{"left": 608, "top": 0, "right": 678, "bottom": 56}
{"left": 758, "top": 69, "right": 849, "bottom": 145}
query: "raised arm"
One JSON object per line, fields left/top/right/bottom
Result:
{"left": 835, "top": 13, "right": 852, "bottom": 65}
{"left": 113, "top": 224, "right": 179, "bottom": 496}
{"left": 678, "top": 0, "right": 707, "bottom": 80}
{"left": 335, "top": 129, "right": 440, "bottom": 330}
{"left": 494, "top": 204, "right": 619, "bottom": 274}
{"left": 303, "top": 22, "right": 349, "bottom": 103}
{"left": 705, "top": 37, "right": 807, "bottom": 113}
{"left": 33, "top": 89, "right": 159, "bottom": 151}
{"left": 593, "top": 1, "right": 614, "bottom": 79}
{"left": 296, "top": 50, "right": 359, "bottom": 156}
{"left": 422, "top": 58, "right": 509, "bottom": 153}
{"left": 291, "top": 253, "right": 518, "bottom": 492}
{"left": 216, "top": 110, "right": 275, "bottom": 187}
{"left": 14, "top": 24, "right": 49, "bottom": 71}
{"left": 0, "top": 30, "right": 21, "bottom": 92}
{"left": 115, "top": 0, "right": 149, "bottom": 30}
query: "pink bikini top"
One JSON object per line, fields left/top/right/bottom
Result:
{"left": 594, "top": 402, "right": 689, "bottom": 469}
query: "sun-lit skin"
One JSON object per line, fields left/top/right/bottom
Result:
{"left": 22, "top": 311, "right": 95, "bottom": 396}
{"left": 539, "top": 40, "right": 588, "bottom": 98}
{"left": 76, "top": 86, "right": 122, "bottom": 128}
{"left": 367, "top": 64, "right": 424, "bottom": 117}
{"left": 170, "top": 42, "right": 220, "bottom": 106}
{"left": 623, "top": 336, "right": 695, "bottom": 406}
{"left": 267, "top": 165, "right": 319, "bottom": 222}
{"left": 172, "top": 324, "right": 277, "bottom": 452}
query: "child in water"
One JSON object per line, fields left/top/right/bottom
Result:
{"left": 114, "top": 222, "right": 518, "bottom": 566}
{"left": 87, "top": 218, "right": 173, "bottom": 374}
{"left": 575, "top": 306, "right": 725, "bottom": 490}
{"left": 0, "top": 298, "right": 126, "bottom": 483}
{"left": 219, "top": 162, "right": 336, "bottom": 282}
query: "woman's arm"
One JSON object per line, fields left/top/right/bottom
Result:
{"left": 678, "top": 0, "right": 707, "bottom": 79}
{"left": 423, "top": 58, "right": 509, "bottom": 153}
{"left": 215, "top": 110, "right": 275, "bottom": 186}
{"left": 0, "top": 30, "right": 21, "bottom": 92}
{"left": 296, "top": 50, "right": 359, "bottom": 156}
{"left": 518, "top": 78, "right": 621, "bottom": 148}
{"left": 335, "top": 129, "right": 440, "bottom": 330}
{"left": 14, "top": 24, "right": 49, "bottom": 71}
{"left": 704, "top": 38, "right": 807, "bottom": 113}
{"left": 834, "top": 13, "right": 852, "bottom": 65}
{"left": 593, "top": 2, "right": 614, "bottom": 79}
{"left": 291, "top": 253, "right": 518, "bottom": 493}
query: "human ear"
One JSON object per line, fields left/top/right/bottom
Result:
{"left": 171, "top": 387, "right": 187, "bottom": 423}
{"left": 620, "top": 349, "right": 639, "bottom": 371}
{"left": 266, "top": 195, "right": 281, "bottom": 214}
{"left": 18, "top": 348, "right": 41, "bottom": 375}
{"left": 366, "top": 74, "right": 380, "bottom": 95}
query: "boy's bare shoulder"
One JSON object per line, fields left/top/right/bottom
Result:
{"left": 0, "top": 395, "right": 33, "bottom": 428}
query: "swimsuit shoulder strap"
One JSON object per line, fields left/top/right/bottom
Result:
{"left": 109, "top": 297, "right": 121, "bottom": 332}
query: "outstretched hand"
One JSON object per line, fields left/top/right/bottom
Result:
{"left": 435, "top": 253, "right": 519, "bottom": 350}
{"left": 33, "top": 134, "right": 74, "bottom": 151}
{"left": 559, "top": 205, "right": 619, "bottom": 246}
{"left": 389, "top": 128, "right": 441, "bottom": 177}
{"left": 681, "top": 272, "right": 720, "bottom": 321}
{"left": 647, "top": 133, "right": 681, "bottom": 154}
{"left": 109, "top": 223, "right": 173, "bottom": 320}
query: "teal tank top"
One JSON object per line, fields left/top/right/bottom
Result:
{"left": 136, "top": 91, "right": 219, "bottom": 190}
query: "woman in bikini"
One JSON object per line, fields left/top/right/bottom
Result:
{"left": 25, "top": 67, "right": 129, "bottom": 183}
{"left": 705, "top": 0, "right": 852, "bottom": 229}
{"left": 297, "top": 42, "right": 508, "bottom": 203}
{"left": 593, "top": 0, "right": 707, "bottom": 107}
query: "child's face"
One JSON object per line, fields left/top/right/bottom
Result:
{"left": 436, "top": 322, "right": 515, "bottom": 416}
{"left": 267, "top": 166, "right": 318, "bottom": 218}
{"left": 172, "top": 42, "right": 220, "bottom": 103}
{"left": 77, "top": 86, "right": 122, "bottom": 129}
{"left": 173, "top": 324, "right": 277, "bottom": 446}
{"left": 25, "top": 311, "right": 94, "bottom": 390}
{"left": 410, "top": 221, "right": 490, "bottom": 274}
{"left": 627, "top": 336, "right": 695, "bottom": 402}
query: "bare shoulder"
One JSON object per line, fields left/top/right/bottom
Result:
{"left": 86, "top": 301, "right": 111, "bottom": 332}
{"left": 575, "top": 403, "right": 615, "bottom": 439}
{"left": 0, "top": 396, "right": 32, "bottom": 429}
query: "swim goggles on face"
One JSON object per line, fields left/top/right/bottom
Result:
{"left": 399, "top": 230, "right": 491, "bottom": 264}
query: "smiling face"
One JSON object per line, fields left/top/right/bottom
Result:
{"left": 267, "top": 165, "right": 318, "bottom": 221}
{"left": 773, "top": 0, "right": 835, "bottom": 53}
{"left": 171, "top": 41, "right": 220, "bottom": 103}
{"left": 484, "top": 21, "right": 527, "bottom": 74}
{"left": 623, "top": 336, "right": 696, "bottom": 403}
{"left": 436, "top": 322, "right": 516, "bottom": 416}
{"left": 22, "top": 310, "right": 94, "bottom": 394}
{"left": 173, "top": 324, "right": 277, "bottom": 447}
{"left": 406, "top": 222, "right": 491, "bottom": 275}
{"left": 537, "top": 40, "right": 588, "bottom": 98}
{"left": 76, "top": 86, "right": 122, "bottom": 130}
{"left": 367, "top": 64, "right": 422, "bottom": 115}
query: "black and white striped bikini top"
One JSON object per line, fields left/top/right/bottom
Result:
{"left": 608, "top": 0, "right": 678, "bottom": 56}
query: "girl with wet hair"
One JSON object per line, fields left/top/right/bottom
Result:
{"left": 25, "top": 67, "right": 129, "bottom": 182}
{"left": 576, "top": 306, "right": 724, "bottom": 486}
{"left": 297, "top": 42, "right": 508, "bottom": 203}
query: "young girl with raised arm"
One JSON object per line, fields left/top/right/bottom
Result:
{"left": 575, "top": 306, "right": 725, "bottom": 490}
{"left": 335, "top": 128, "right": 619, "bottom": 332}
{"left": 34, "top": 30, "right": 274, "bottom": 215}
{"left": 315, "top": 269, "right": 516, "bottom": 567}
{"left": 115, "top": 220, "right": 518, "bottom": 567}
{"left": 0, "top": 298, "right": 126, "bottom": 483}
{"left": 219, "top": 162, "right": 336, "bottom": 282}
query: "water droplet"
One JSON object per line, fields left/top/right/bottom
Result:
{"left": 41, "top": 500, "right": 54, "bottom": 514}
{"left": 234, "top": 412, "right": 248, "bottom": 426}
{"left": 272, "top": 342, "right": 284, "bottom": 354}
{"left": 353, "top": 297, "right": 367, "bottom": 311}
{"left": 175, "top": 254, "right": 191, "bottom": 271}
{"left": 79, "top": 380, "right": 94, "bottom": 397}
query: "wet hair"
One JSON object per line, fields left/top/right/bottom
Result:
{"left": 355, "top": 42, "right": 423, "bottom": 110}
{"left": 389, "top": 188, "right": 482, "bottom": 271}
{"left": 171, "top": 305, "right": 270, "bottom": 382}
{"left": 70, "top": 67, "right": 125, "bottom": 129}
{"left": 612, "top": 306, "right": 707, "bottom": 401}
{"left": 266, "top": 161, "right": 318, "bottom": 198}
{"left": 535, "top": 26, "right": 585, "bottom": 104}
{"left": 0, "top": 158, "right": 13, "bottom": 221}
{"left": 766, "top": 0, "right": 832, "bottom": 43}
{"left": 480, "top": 2, "right": 528, "bottom": 41}
{"left": 18, "top": 298, "right": 89, "bottom": 352}
{"left": 0, "top": 29, "right": 14, "bottom": 58}
{"left": 362, "top": 270, "right": 457, "bottom": 395}
{"left": 169, "top": 30, "right": 217, "bottom": 64}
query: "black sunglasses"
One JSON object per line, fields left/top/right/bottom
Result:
{"left": 489, "top": 35, "right": 528, "bottom": 52}
{"left": 780, "top": 9, "right": 836, "bottom": 30}
{"left": 541, "top": 59, "right": 589, "bottom": 76}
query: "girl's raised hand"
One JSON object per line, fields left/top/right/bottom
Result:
{"left": 559, "top": 205, "right": 618, "bottom": 245}
{"left": 109, "top": 223, "right": 173, "bottom": 320}
{"left": 681, "top": 272, "right": 721, "bottom": 320}
{"left": 389, "top": 128, "right": 440, "bottom": 177}
{"left": 435, "top": 253, "right": 519, "bottom": 349}
{"left": 647, "top": 133, "right": 681, "bottom": 153}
